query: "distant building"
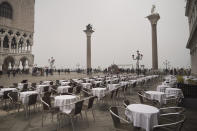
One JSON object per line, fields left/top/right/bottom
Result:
{"left": 0, "top": 0, "right": 35, "bottom": 73}
{"left": 185, "top": 0, "right": 197, "bottom": 76}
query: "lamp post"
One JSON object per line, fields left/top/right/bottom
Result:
{"left": 132, "top": 50, "right": 143, "bottom": 75}
{"left": 163, "top": 60, "right": 170, "bottom": 74}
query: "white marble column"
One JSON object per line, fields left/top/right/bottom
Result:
{"left": 0, "top": 36, "right": 4, "bottom": 52}
{"left": 8, "top": 36, "right": 12, "bottom": 52}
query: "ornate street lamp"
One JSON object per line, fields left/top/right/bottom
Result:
{"left": 132, "top": 50, "right": 143, "bottom": 75}
{"left": 163, "top": 60, "right": 170, "bottom": 74}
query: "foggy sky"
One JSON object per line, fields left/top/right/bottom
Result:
{"left": 33, "top": 0, "right": 190, "bottom": 69}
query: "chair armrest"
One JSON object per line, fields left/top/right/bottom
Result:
{"left": 40, "top": 97, "right": 50, "bottom": 108}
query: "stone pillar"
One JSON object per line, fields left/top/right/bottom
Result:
{"left": 147, "top": 13, "right": 160, "bottom": 70}
{"left": 0, "top": 36, "right": 4, "bottom": 52}
{"left": 84, "top": 26, "right": 94, "bottom": 74}
{"left": 8, "top": 36, "right": 12, "bottom": 52}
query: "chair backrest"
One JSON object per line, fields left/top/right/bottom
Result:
{"left": 109, "top": 106, "right": 121, "bottom": 128}
{"left": 56, "top": 80, "right": 60, "bottom": 85}
{"left": 137, "top": 91, "right": 144, "bottom": 103}
{"left": 0, "top": 86, "right": 3, "bottom": 89}
{"left": 3, "top": 90, "right": 12, "bottom": 99}
{"left": 74, "top": 100, "right": 84, "bottom": 115}
{"left": 153, "top": 113, "right": 186, "bottom": 131}
{"left": 8, "top": 92, "right": 18, "bottom": 102}
{"left": 68, "top": 87, "right": 73, "bottom": 93}
{"left": 43, "top": 86, "right": 50, "bottom": 92}
{"left": 123, "top": 99, "right": 130, "bottom": 107}
{"left": 87, "top": 96, "right": 96, "bottom": 109}
{"left": 22, "top": 84, "right": 28, "bottom": 92}
{"left": 31, "top": 83, "right": 37, "bottom": 88}
{"left": 75, "top": 86, "right": 81, "bottom": 94}
{"left": 21, "top": 80, "right": 28, "bottom": 83}
{"left": 49, "top": 81, "right": 53, "bottom": 85}
{"left": 42, "top": 92, "right": 51, "bottom": 110}
{"left": 28, "top": 94, "right": 38, "bottom": 106}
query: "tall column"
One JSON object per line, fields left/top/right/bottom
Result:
{"left": 147, "top": 13, "right": 160, "bottom": 70}
{"left": 84, "top": 24, "right": 94, "bottom": 74}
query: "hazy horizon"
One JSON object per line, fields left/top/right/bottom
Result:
{"left": 33, "top": 0, "right": 190, "bottom": 69}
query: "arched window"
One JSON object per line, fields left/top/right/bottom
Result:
{"left": 0, "top": 2, "right": 13, "bottom": 19}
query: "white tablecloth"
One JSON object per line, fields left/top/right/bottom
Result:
{"left": 0, "top": 88, "right": 18, "bottom": 97}
{"left": 145, "top": 91, "right": 166, "bottom": 104}
{"left": 92, "top": 88, "right": 106, "bottom": 100}
{"left": 54, "top": 95, "right": 79, "bottom": 114}
{"left": 19, "top": 91, "right": 38, "bottom": 105}
{"left": 107, "top": 84, "right": 119, "bottom": 91}
{"left": 81, "top": 83, "right": 92, "bottom": 89}
{"left": 60, "top": 81, "right": 70, "bottom": 86}
{"left": 165, "top": 88, "right": 184, "bottom": 98}
{"left": 156, "top": 85, "right": 170, "bottom": 92}
{"left": 36, "top": 85, "right": 50, "bottom": 94}
{"left": 125, "top": 104, "right": 159, "bottom": 131}
{"left": 57, "top": 86, "right": 71, "bottom": 93}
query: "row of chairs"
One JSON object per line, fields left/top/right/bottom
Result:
{"left": 40, "top": 91, "right": 97, "bottom": 131}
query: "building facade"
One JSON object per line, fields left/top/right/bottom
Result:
{"left": 0, "top": 0, "right": 35, "bottom": 73}
{"left": 185, "top": 0, "right": 197, "bottom": 76}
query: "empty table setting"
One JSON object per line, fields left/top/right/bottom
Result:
{"left": 125, "top": 104, "right": 159, "bottom": 131}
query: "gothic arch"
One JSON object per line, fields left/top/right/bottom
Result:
{"left": 3, "top": 35, "right": 9, "bottom": 48}
{"left": 2, "top": 56, "right": 15, "bottom": 71}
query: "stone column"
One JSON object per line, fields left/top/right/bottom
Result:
{"left": 8, "top": 36, "right": 12, "bottom": 52}
{"left": 0, "top": 36, "right": 4, "bottom": 52}
{"left": 147, "top": 13, "right": 160, "bottom": 70}
{"left": 84, "top": 26, "right": 94, "bottom": 74}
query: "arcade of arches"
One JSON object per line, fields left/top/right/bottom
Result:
{"left": 0, "top": 26, "right": 34, "bottom": 73}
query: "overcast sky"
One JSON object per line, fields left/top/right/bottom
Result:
{"left": 33, "top": 0, "right": 190, "bottom": 69}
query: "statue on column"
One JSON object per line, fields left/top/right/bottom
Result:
{"left": 151, "top": 5, "right": 156, "bottom": 14}
{"left": 86, "top": 24, "right": 93, "bottom": 31}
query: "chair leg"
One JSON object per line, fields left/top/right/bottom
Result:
{"left": 70, "top": 118, "right": 75, "bottom": 131}
{"left": 85, "top": 110, "right": 89, "bottom": 126}
{"left": 92, "top": 109, "right": 95, "bottom": 122}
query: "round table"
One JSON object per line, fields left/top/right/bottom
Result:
{"left": 19, "top": 91, "right": 38, "bottom": 105}
{"left": 165, "top": 88, "right": 184, "bottom": 98}
{"left": 60, "top": 81, "right": 70, "bottom": 86}
{"left": 156, "top": 85, "right": 170, "bottom": 92}
{"left": 125, "top": 104, "right": 159, "bottom": 131}
{"left": 81, "top": 83, "right": 92, "bottom": 89}
{"left": 92, "top": 88, "right": 106, "bottom": 100}
{"left": 57, "top": 86, "right": 71, "bottom": 93}
{"left": 54, "top": 95, "right": 79, "bottom": 113}
{"left": 145, "top": 91, "right": 166, "bottom": 104}
{"left": 0, "top": 88, "right": 18, "bottom": 97}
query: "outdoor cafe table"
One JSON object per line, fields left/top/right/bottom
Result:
{"left": 0, "top": 88, "right": 18, "bottom": 97}
{"left": 125, "top": 104, "right": 159, "bottom": 131}
{"left": 165, "top": 88, "right": 184, "bottom": 98}
{"left": 156, "top": 85, "right": 170, "bottom": 92}
{"left": 107, "top": 84, "right": 119, "bottom": 91}
{"left": 145, "top": 91, "right": 166, "bottom": 104}
{"left": 57, "top": 86, "right": 71, "bottom": 94}
{"left": 54, "top": 95, "right": 79, "bottom": 114}
{"left": 36, "top": 85, "right": 50, "bottom": 94}
{"left": 19, "top": 91, "right": 38, "bottom": 105}
{"left": 81, "top": 83, "right": 92, "bottom": 89}
{"left": 60, "top": 81, "right": 70, "bottom": 86}
{"left": 92, "top": 88, "right": 106, "bottom": 100}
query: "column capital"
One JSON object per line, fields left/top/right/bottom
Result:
{"left": 84, "top": 30, "right": 94, "bottom": 37}
{"left": 146, "top": 13, "right": 160, "bottom": 25}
